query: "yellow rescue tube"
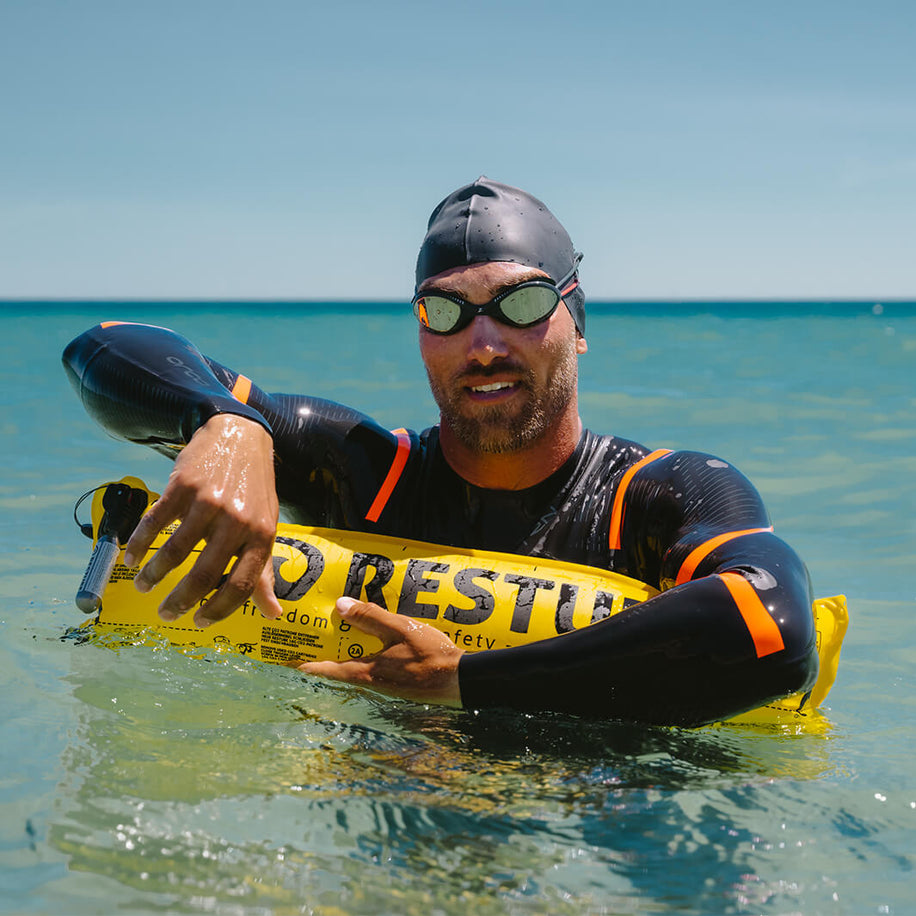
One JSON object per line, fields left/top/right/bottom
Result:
{"left": 84, "top": 478, "right": 848, "bottom": 728}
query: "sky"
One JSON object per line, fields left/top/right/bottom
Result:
{"left": 1, "top": 0, "right": 914, "bottom": 300}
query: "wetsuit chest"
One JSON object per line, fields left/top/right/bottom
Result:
{"left": 378, "top": 429, "right": 650, "bottom": 572}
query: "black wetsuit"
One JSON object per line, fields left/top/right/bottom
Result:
{"left": 63, "top": 322, "right": 818, "bottom": 726}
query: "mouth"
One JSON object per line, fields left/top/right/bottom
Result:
{"left": 469, "top": 381, "right": 515, "bottom": 394}
{"left": 455, "top": 361, "right": 529, "bottom": 403}
{"left": 463, "top": 378, "right": 523, "bottom": 404}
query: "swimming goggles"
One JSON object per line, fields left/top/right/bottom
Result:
{"left": 413, "top": 254, "right": 583, "bottom": 335}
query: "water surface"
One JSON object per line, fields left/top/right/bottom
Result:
{"left": 1, "top": 301, "right": 913, "bottom": 915}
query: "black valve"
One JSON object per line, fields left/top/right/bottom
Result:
{"left": 75, "top": 483, "right": 149, "bottom": 614}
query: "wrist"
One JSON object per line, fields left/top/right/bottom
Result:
{"left": 199, "top": 412, "right": 273, "bottom": 439}
{"left": 185, "top": 402, "right": 273, "bottom": 443}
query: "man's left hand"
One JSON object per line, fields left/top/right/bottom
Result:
{"left": 297, "top": 597, "right": 463, "bottom": 706}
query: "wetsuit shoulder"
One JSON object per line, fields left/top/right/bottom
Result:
{"left": 609, "top": 448, "right": 772, "bottom": 585}
{"left": 264, "top": 392, "right": 419, "bottom": 529}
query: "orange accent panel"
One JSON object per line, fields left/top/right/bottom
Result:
{"left": 100, "top": 321, "right": 128, "bottom": 328}
{"left": 417, "top": 301, "right": 429, "bottom": 328}
{"left": 608, "top": 449, "right": 672, "bottom": 550}
{"left": 365, "top": 429, "right": 411, "bottom": 523}
{"left": 675, "top": 527, "right": 774, "bottom": 585}
{"left": 719, "top": 571, "right": 785, "bottom": 658}
{"left": 230, "top": 374, "right": 253, "bottom": 405}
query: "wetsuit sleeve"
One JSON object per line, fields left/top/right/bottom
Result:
{"left": 458, "top": 451, "right": 818, "bottom": 726}
{"left": 62, "top": 322, "right": 409, "bottom": 529}
{"left": 62, "top": 322, "right": 273, "bottom": 446}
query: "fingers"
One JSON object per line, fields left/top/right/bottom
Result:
{"left": 251, "top": 561, "right": 283, "bottom": 620}
{"left": 120, "top": 414, "right": 280, "bottom": 626}
{"left": 329, "top": 596, "right": 409, "bottom": 644}
{"left": 299, "top": 656, "right": 377, "bottom": 687}
{"left": 297, "top": 598, "right": 463, "bottom": 706}
{"left": 190, "top": 537, "right": 278, "bottom": 627}
{"left": 294, "top": 600, "right": 397, "bottom": 680}
{"left": 155, "top": 535, "right": 234, "bottom": 622}
{"left": 142, "top": 509, "right": 277, "bottom": 624}
{"left": 123, "top": 493, "right": 181, "bottom": 570}
{"left": 131, "top": 502, "right": 209, "bottom": 597}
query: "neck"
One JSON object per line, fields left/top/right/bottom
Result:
{"left": 439, "top": 412, "right": 584, "bottom": 490}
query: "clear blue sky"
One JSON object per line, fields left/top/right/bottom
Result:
{"left": 2, "top": 0, "right": 914, "bottom": 300}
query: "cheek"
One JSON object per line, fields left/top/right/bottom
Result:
{"left": 418, "top": 326, "right": 436, "bottom": 360}
{"left": 535, "top": 314, "right": 581, "bottom": 362}
{"left": 418, "top": 330, "right": 453, "bottom": 377}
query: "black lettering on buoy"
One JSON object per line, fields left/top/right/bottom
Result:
{"left": 344, "top": 553, "right": 395, "bottom": 609}
{"left": 291, "top": 612, "right": 330, "bottom": 629}
{"left": 273, "top": 537, "right": 326, "bottom": 601}
{"left": 444, "top": 568, "right": 498, "bottom": 624}
{"left": 398, "top": 559, "right": 449, "bottom": 619}
{"left": 503, "top": 574, "right": 555, "bottom": 633}
{"left": 555, "top": 582, "right": 578, "bottom": 633}
{"left": 591, "top": 590, "right": 616, "bottom": 623}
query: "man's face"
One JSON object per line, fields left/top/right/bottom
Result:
{"left": 417, "top": 261, "right": 588, "bottom": 455}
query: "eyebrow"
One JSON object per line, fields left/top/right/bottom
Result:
{"left": 418, "top": 270, "right": 550, "bottom": 299}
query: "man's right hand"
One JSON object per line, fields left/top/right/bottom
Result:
{"left": 123, "top": 414, "right": 283, "bottom": 627}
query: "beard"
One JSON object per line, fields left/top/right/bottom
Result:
{"left": 426, "top": 336, "right": 580, "bottom": 455}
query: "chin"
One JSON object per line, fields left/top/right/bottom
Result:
{"left": 447, "top": 404, "right": 548, "bottom": 455}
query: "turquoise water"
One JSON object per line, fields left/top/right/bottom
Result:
{"left": 1, "top": 301, "right": 914, "bottom": 915}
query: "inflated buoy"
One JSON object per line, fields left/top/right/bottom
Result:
{"left": 75, "top": 477, "right": 848, "bottom": 727}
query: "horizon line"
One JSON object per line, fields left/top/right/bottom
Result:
{"left": 2, "top": 296, "right": 914, "bottom": 305}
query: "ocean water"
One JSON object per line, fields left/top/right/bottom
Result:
{"left": 1, "top": 300, "right": 914, "bottom": 916}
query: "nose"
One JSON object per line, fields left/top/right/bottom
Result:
{"left": 465, "top": 316, "right": 510, "bottom": 365}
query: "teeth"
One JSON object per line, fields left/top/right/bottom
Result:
{"left": 472, "top": 382, "right": 512, "bottom": 393}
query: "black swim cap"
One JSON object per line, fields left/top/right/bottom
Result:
{"left": 416, "top": 177, "right": 585, "bottom": 334}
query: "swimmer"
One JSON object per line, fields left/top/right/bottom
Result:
{"left": 63, "top": 177, "right": 818, "bottom": 725}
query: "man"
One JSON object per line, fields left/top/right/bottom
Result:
{"left": 63, "top": 177, "right": 817, "bottom": 725}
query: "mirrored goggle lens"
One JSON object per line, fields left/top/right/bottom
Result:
{"left": 498, "top": 285, "right": 560, "bottom": 326}
{"left": 414, "top": 296, "right": 463, "bottom": 333}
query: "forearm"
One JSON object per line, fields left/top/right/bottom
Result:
{"left": 458, "top": 552, "right": 817, "bottom": 726}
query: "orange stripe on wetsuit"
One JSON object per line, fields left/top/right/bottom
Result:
{"left": 365, "top": 428, "right": 411, "bottom": 523}
{"left": 230, "top": 374, "right": 253, "bottom": 404}
{"left": 608, "top": 449, "right": 672, "bottom": 551}
{"left": 718, "top": 571, "right": 785, "bottom": 658}
{"left": 674, "top": 527, "right": 774, "bottom": 586}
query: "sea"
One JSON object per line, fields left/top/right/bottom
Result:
{"left": 1, "top": 300, "right": 914, "bottom": 916}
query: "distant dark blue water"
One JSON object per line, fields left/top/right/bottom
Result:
{"left": 1, "top": 301, "right": 914, "bottom": 915}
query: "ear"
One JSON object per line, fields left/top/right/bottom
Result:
{"left": 576, "top": 333, "right": 588, "bottom": 355}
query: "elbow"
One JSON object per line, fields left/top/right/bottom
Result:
{"left": 62, "top": 328, "right": 97, "bottom": 396}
